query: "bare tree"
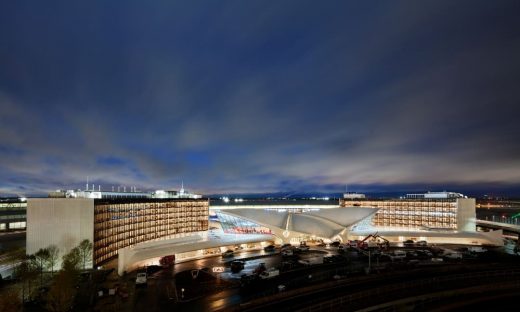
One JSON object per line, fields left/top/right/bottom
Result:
{"left": 77, "top": 239, "right": 93, "bottom": 270}
{"left": 46, "top": 245, "right": 60, "bottom": 275}
{"left": 34, "top": 248, "right": 50, "bottom": 287}
{"left": 14, "top": 258, "right": 38, "bottom": 303}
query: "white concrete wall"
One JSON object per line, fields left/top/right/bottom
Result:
{"left": 117, "top": 232, "right": 273, "bottom": 275}
{"left": 27, "top": 198, "right": 94, "bottom": 268}
{"left": 457, "top": 198, "right": 476, "bottom": 232}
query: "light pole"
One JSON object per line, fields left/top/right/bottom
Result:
{"left": 368, "top": 250, "right": 371, "bottom": 274}
{"left": 181, "top": 288, "right": 185, "bottom": 300}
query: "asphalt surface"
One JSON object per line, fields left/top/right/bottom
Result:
{"left": 123, "top": 243, "right": 520, "bottom": 312}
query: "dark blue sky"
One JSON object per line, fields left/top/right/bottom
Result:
{"left": 1, "top": 1, "right": 520, "bottom": 196}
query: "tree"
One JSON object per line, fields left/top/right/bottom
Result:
{"left": 77, "top": 239, "right": 93, "bottom": 270}
{"left": 46, "top": 245, "right": 60, "bottom": 275}
{"left": 34, "top": 248, "right": 50, "bottom": 287}
{"left": 62, "top": 247, "right": 81, "bottom": 274}
{"left": 45, "top": 271, "right": 77, "bottom": 312}
{"left": 14, "top": 257, "right": 38, "bottom": 303}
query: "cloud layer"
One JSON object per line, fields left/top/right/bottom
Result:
{"left": 1, "top": 1, "right": 520, "bottom": 196}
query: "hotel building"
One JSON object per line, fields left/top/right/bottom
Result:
{"left": 27, "top": 190, "right": 208, "bottom": 269}
{"left": 340, "top": 191, "right": 475, "bottom": 232}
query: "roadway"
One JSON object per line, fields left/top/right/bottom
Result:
{"left": 238, "top": 263, "right": 520, "bottom": 312}
{"left": 476, "top": 219, "right": 520, "bottom": 233}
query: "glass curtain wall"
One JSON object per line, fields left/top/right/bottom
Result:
{"left": 342, "top": 199, "right": 458, "bottom": 230}
{"left": 94, "top": 199, "right": 209, "bottom": 265}
{"left": 216, "top": 212, "right": 272, "bottom": 235}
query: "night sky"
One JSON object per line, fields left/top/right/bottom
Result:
{"left": 1, "top": 1, "right": 520, "bottom": 196}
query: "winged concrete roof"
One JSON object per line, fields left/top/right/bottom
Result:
{"left": 216, "top": 207, "right": 378, "bottom": 239}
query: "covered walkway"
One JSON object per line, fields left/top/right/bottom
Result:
{"left": 117, "top": 230, "right": 272, "bottom": 275}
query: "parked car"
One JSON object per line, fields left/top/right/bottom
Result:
{"left": 443, "top": 252, "right": 463, "bottom": 260}
{"left": 416, "top": 250, "right": 432, "bottom": 260}
{"left": 281, "top": 243, "right": 292, "bottom": 249}
{"left": 297, "top": 242, "right": 310, "bottom": 252}
{"left": 403, "top": 240, "right": 415, "bottom": 246}
{"left": 416, "top": 240, "right": 428, "bottom": 247}
{"left": 259, "top": 268, "right": 279, "bottom": 279}
{"left": 281, "top": 249, "right": 294, "bottom": 257}
{"left": 230, "top": 261, "right": 245, "bottom": 273}
{"left": 391, "top": 250, "right": 407, "bottom": 260}
{"left": 253, "top": 263, "right": 267, "bottom": 275}
{"left": 281, "top": 261, "right": 295, "bottom": 270}
{"left": 329, "top": 241, "right": 340, "bottom": 247}
{"left": 467, "top": 246, "right": 487, "bottom": 253}
{"left": 264, "top": 244, "right": 276, "bottom": 252}
{"left": 222, "top": 250, "right": 235, "bottom": 258}
{"left": 298, "top": 257, "right": 323, "bottom": 266}
{"left": 406, "top": 251, "right": 418, "bottom": 259}
{"left": 146, "top": 265, "right": 162, "bottom": 275}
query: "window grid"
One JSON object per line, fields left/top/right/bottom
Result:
{"left": 93, "top": 200, "right": 209, "bottom": 265}
{"left": 340, "top": 199, "right": 458, "bottom": 230}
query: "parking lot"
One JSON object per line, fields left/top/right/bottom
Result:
{"left": 107, "top": 240, "right": 516, "bottom": 312}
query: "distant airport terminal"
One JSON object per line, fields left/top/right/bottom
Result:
{"left": 16, "top": 188, "right": 504, "bottom": 275}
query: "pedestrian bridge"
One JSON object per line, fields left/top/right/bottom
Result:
{"left": 477, "top": 219, "right": 520, "bottom": 234}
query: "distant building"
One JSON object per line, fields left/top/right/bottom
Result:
{"left": 343, "top": 192, "right": 366, "bottom": 199}
{"left": 0, "top": 198, "right": 27, "bottom": 232}
{"left": 405, "top": 191, "right": 466, "bottom": 199}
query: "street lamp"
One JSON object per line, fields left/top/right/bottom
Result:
{"left": 181, "top": 288, "right": 185, "bottom": 299}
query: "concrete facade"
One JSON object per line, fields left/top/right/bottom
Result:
{"left": 456, "top": 198, "right": 476, "bottom": 232}
{"left": 116, "top": 232, "right": 272, "bottom": 275}
{"left": 27, "top": 198, "right": 94, "bottom": 268}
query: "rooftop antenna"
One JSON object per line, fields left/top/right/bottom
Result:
{"left": 181, "top": 180, "right": 185, "bottom": 193}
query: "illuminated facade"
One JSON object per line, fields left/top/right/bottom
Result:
{"left": 213, "top": 197, "right": 500, "bottom": 246}
{"left": 27, "top": 197, "right": 209, "bottom": 268}
{"left": 94, "top": 199, "right": 208, "bottom": 264}
{"left": 340, "top": 193, "right": 476, "bottom": 232}
{"left": 217, "top": 212, "right": 272, "bottom": 235}
{"left": 0, "top": 198, "right": 27, "bottom": 231}
{"left": 213, "top": 206, "right": 379, "bottom": 243}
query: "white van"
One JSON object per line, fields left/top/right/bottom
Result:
{"left": 136, "top": 272, "right": 147, "bottom": 286}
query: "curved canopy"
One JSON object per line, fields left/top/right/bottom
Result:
{"left": 217, "top": 207, "right": 378, "bottom": 239}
